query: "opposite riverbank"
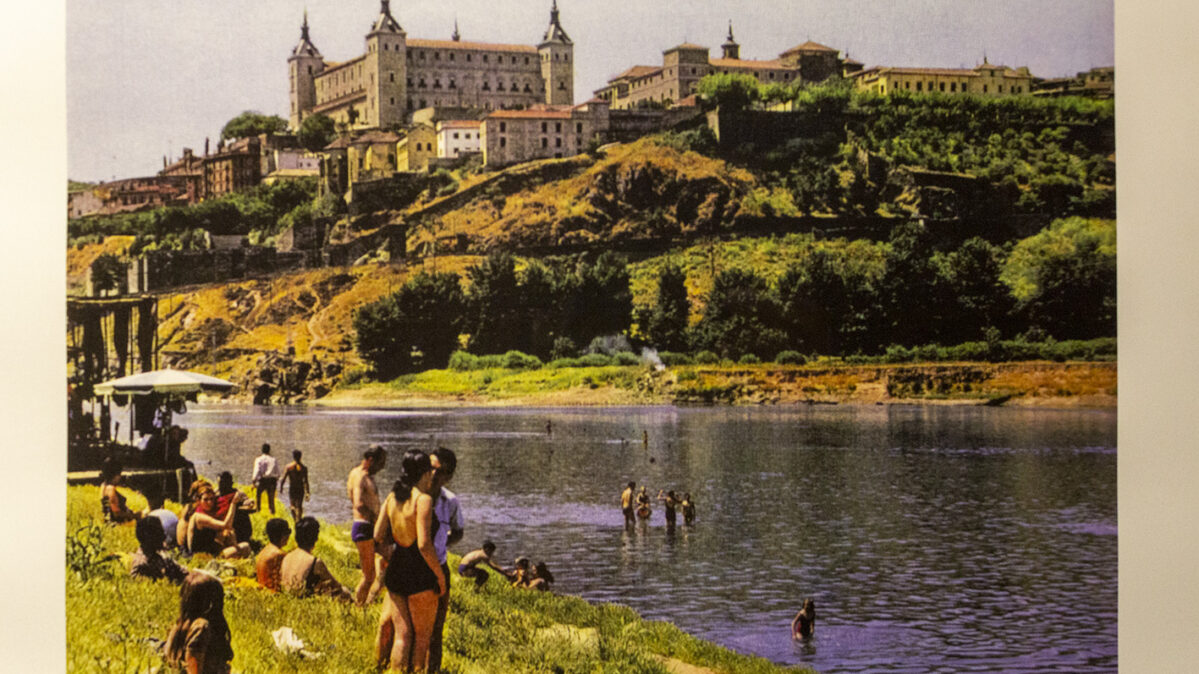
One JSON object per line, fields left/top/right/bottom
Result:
{"left": 66, "top": 485, "right": 807, "bottom": 674}
{"left": 315, "top": 361, "right": 1117, "bottom": 409}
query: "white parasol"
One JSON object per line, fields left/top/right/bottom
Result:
{"left": 92, "top": 368, "right": 237, "bottom": 396}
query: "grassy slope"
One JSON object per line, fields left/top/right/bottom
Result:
{"left": 66, "top": 485, "right": 806, "bottom": 674}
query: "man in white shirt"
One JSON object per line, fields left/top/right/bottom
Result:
{"left": 429, "top": 447, "right": 464, "bottom": 673}
{"left": 251, "top": 443, "right": 281, "bottom": 515}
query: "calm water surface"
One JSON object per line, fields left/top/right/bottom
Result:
{"left": 183, "top": 404, "right": 1116, "bottom": 673}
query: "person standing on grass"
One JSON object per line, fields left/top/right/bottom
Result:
{"left": 279, "top": 450, "right": 310, "bottom": 521}
{"left": 250, "top": 443, "right": 280, "bottom": 515}
{"left": 428, "top": 447, "right": 464, "bottom": 673}
{"left": 347, "top": 444, "right": 387, "bottom": 606}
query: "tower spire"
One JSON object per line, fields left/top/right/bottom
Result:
{"left": 302, "top": 8, "right": 309, "bottom": 40}
{"left": 453, "top": 16, "right": 460, "bottom": 41}
{"left": 371, "top": 0, "right": 402, "bottom": 33}
{"left": 721, "top": 19, "right": 740, "bottom": 60}
{"left": 541, "top": 0, "right": 571, "bottom": 44}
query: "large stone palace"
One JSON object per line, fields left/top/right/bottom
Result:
{"left": 288, "top": 0, "right": 574, "bottom": 130}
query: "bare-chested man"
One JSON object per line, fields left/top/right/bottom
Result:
{"left": 346, "top": 444, "right": 387, "bottom": 606}
{"left": 620, "top": 481, "right": 636, "bottom": 526}
{"left": 457, "top": 541, "right": 513, "bottom": 588}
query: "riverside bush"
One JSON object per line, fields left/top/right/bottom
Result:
{"left": 658, "top": 351, "right": 692, "bottom": 366}
{"left": 694, "top": 350, "right": 719, "bottom": 365}
{"left": 614, "top": 351, "right": 641, "bottom": 366}
{"left": 503, "top": 350, "right": 544, "bottom": 369}
{"left": 738, "top": 354, "right": 762, "bottom": 364}
{"left": 775, "top": 350, "right": 807, "bottom": 365}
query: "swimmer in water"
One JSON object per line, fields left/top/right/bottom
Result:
{"left": 658, "top": 489, "right": 679, "bottom": 528}
{"left": 635, "top": 486, "right": 652, "bottom": 520}
{"left": 620, "top": 482, "right": 635, "bottom": 525}
{"left": 792, "top": 598, "right": 816, "bottom": 639}
{"left": 681, "top": 492, "right": 696, "bottom": 525}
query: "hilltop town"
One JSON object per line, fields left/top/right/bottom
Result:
{"left": 67, "top": 1, "right": 1116, "bottom": 407}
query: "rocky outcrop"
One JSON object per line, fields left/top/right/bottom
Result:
{"left": 244, "top": 350, "right": 342, "bottom": 404}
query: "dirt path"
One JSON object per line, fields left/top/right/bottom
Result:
{"left": 654, "top": 655, "right": 720, "bottom": 674}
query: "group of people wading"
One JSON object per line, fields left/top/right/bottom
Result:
{"left": 620, "top": 481, "right": 696, "bottom": 528}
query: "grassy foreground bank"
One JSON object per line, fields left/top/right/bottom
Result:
{"left": 322, "top": 360, "right": 1117, "bottom": 408}
{"left": 66, "top": 485, "right": 807, "bottom": 673}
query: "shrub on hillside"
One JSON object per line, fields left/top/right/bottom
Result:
{"left": 448, "top": 351, "right": 479, "bottom": 372}
{"left": 502, "top": 350, "right": 543, "bottom": 369}
{"left": 738, "top": 354, "right": 762, "bottom": 364}
{"left": 694, "top": 350, "right": 719, "bottom": 365}
{"left": 775, "top": 350, "right": 807, "bottom": 365}
{"left": 658, "top": 351, "right": 692, "bottom": 366}
{"left": 614, "top": 351, "right": 641, "bottom": 366}
{"left": 551, "top": 337, "right": 577, "bottom": 360}
{"left": 577, "top": 353, "right": 615, "bottom": 367}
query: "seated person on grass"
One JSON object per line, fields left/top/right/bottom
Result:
{"left": 187, "top": 487, "right": 252, "bottom": 559}
{"left": 280, "top": 517, "right": 351, "bottom": 601}
{"left": 255, "top": 518, "right": 291, "bottom": 592}
{"left": 457, "top": 540, "right": 512, "bottom": 589}
{"left": 145, "top": 494, "right": 179, "bottom": 549}
{"left": 99, "top": 458, "right": 145, "bottom": 524}
{"left": 131, "top": 516, "right": 188, "bottom": 584}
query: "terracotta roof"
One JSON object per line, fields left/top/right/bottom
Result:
{"left": 666, "top": 42, "right": 708, "bottom": 52}
{"left": 574, "top": 98, "right": 608, "bottom": 107}
{"left": 844, "top": 57, "right": 863, "bottom": 65}
{"left": 438, "top": 119, "right": 482, "bottom": 129}
{"left": 866, "top": 65, "right": 1033, "bottom": 79}
{"left": 408, "top": 38, "right": 537, "bottom": 54}
{"left": 675, "top": 94, "right": 699, "bottom": 107}
{"left": 608, "top": 65, "right": 661, "bottom": 82}
{"left": 487, "top": 108, "right": 573, "bottom": 120}
{"left": 709, "top": 58, "right": 789, "bottom": 70}
{"left": 782, "top": 40, "right": 838, "bottom": 54}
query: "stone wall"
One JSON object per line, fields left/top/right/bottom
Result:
{"left": 128, "top": 248, "right": 312, "bottom": 293}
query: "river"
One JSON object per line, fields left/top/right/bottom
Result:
{"left": 182, "top": 403, "right": 1117, "bottom": 673}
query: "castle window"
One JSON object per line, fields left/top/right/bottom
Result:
{"left": 576, "top": 122, "right": 582, "bottom": 133}
{"left": 525, "top": 57, "right": 530, "bottom": 64}
{"left": 950, "top": 82, "right": 956, "bottom": 92}
{"left": 512, "top": 81, "right": 518, "bottom": 91}
{"left": 467, "top": 54, "right": 472, "bottom": 62}
{"left": 558, "top": 81, "right": 566, "bottom": 90}
{"left": 390, "top": 97, "right": 395, "bottom": 105}
{"left": 453, "top": 132, "right": 459, "bottom": 139}
{"left": 420, "top": 51, "right": 426, "bottom": 60}
{"left": 998, "top": 85, "right": 1004, "bottom": 93}
{"left": 512, "top": 56, "right": 518, "bottom": 64}
{"left": 307, "top": 66, "right": 313, "bottom": 74}
{"left": 555, "top": 122, "right": 561, "bottom": 132}
{"left": 408, "top": 78, "right": 413, "bottom": 87}
{"left": 555, "top": 137, "right": 562, "bottom": 147}
{"left": 541, "top": 122, "right": 547, "bottom": 132}
{"left": 407, "top": 49, "right": 413, "bottom": 58}
{"left": 500, "top": 122, "right": 506, "bottom": 132}
{"left": 564, "top": 54, "right": 569, "bottom": 62}
{"left": 983, "top": 85, "right": 988, "bottom": 93}
{"left": 524, "top": 84, "right": 531, "bottom": 93}
{"left": 434, "top": 79, "right": 442, "bottom": 89}
{"left": 483, "top": 54, "right": 489, "bottom": 63}
{"left": 420, "top": 99, "right": 427, "bottom": 107}
{"left": 449, "top": 79, "right": 456, "bottom": 89}
{"left": 384, "top": 43, "right": 389, "bottom": 51}
{"left": 419, "top": 79, "right": 427, "bottom": 88}
{"left": 500, "top": 137, "right": 506, "bottom": 147}
{"left": 497, "top": 82, "right": 505, "bottom": 91}
{"left": 541, "top": 138, "right": 548, "bottom": 148}
{"left": 390, "top": 73, "right": 395, "bottom": 82}
{"left": 435, "top": 52, "right": 441, "bottom": 60}
{"left": 940, "top": 82, "right": 945, "bottom": 92}
{"left": 483, "top": 81, "right": 490, "bottom": 90}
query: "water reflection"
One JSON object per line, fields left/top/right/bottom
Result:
{"left": 183, "top": 404, "right": 1116, "bottom": 673}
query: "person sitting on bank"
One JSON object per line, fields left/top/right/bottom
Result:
{"left": 457, "top": 541, "right": 512, "bottom": 589}
{"left": 187, "top": 487, "right": 251, "bottom": 559}
{"left": 145, "top": 493, "right": 179, "bottom": 548}
{"left": 280, "top": 517, "right": 351, "bottom": 601}
{"left": 527, "top": 561, "right": 555, "bottom": 592}
{"left": 130, "top": 516, "right": 188, "bottom": 584}
{"left": 792, "top": 598, "right": 816, "bottom": 639}
{"left": 165, "top": 571, "right": 234, "bottom": 674}
{"left": 510, "top": 557, "right": 533, "bottom": 588}
{"left": 255, "top": 518, "right": 291, "bottom": 592}
{"left": 210, "top": 471, "right": 255, "bottom": 545}
{"left": 99, "top": 458, "right": 144, "bottom": 523}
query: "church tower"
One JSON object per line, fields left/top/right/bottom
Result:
{"left": 364, "top": 0, "right": 408, "bottom": 128}
{"left": 288, "top": 11, "right": 325, "bottom": 130}
{"left": 538, "top": 0, "right": 574, "bottom": 106}
{"left": 721, "top": 22, "right": 740, "bottom": 60}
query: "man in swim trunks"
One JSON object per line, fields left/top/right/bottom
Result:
{"left": 457, "top": 541, "right": 511, "bottom": 588}
{"left": 428, "top": 447, "right": 464, "bottom": 673}
{"left": 279, "top": 450, "right": 310, "bottom": 521}
{"left": 620, "top": 481, "right": 636, "bottom": 525}
{"left": 347, "top": 444, "right": 387, "bottom": 606}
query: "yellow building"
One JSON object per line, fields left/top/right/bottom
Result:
{"left": 852, "top": 59, "right": 1035, "bottom": 97}
{"left": 396, "top": 124, "right": 437, "bottom": 172}
{"left": 289, "top": 1, "right": 573, "bottom": 130}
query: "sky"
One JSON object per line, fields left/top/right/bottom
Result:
{"left": 67, "top": 0, "right": 1114, "bottom": 183}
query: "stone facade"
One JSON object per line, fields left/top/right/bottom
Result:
{"left": 480, "top": 100, "right": 609, "bottom": 168}
{"left": 852, "top": 60, "right": 1035, "bottom": 97}
{"left": 68, "top": 176, "right": 191, "bottom": 219}
{"left": 595, "top": 25, "right": 848, "bottom": 110}
{"left": 1032, "top": 66, "right": 1114, "bottom": 99}
{"left": 290, "top": 1, "right": 573, "bottom": 131}
{"left": 203, "top": 137, "right": 262, "bottom": 198}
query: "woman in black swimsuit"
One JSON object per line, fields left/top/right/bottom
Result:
{"left": 373, "top": 449, "right": 444, "bottom": 672}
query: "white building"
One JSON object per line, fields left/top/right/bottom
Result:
{"left": 436, "top": 119, "right": 483, "bottom": 158}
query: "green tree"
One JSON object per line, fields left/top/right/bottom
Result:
{"left": 695, "top": 73, "right": 761, "bottom": 111}
{"left": 936, "top": 237, "right": 1015, "bottom": 343}
{"left": 1001, "top": 217, "right": 1116, "bottom": 339}
{"left": 297, "top": 113, "right": 337, "bottom": 151}
{"left": 640, "top": 262, "right": 690, "bottom": 351}
{"left": 220, "top": 111, "right": 287, "bottom": 141}
{"left": 561, "top": 252, "right": 633, "bottom": 346}
{"left": 878, "top": 221, "right": 954, "bottom": 347}
{"left": 90, "top": 253, "right": 126, "bottom": 295}
{"left": 464, "top": 251, "right": 523, "bottom": 355}
{"left": 691, "top": 267, "right": 785, "bottom": 359}
{"left": 353, "top": 271, "right": 465, "bottom": 377}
